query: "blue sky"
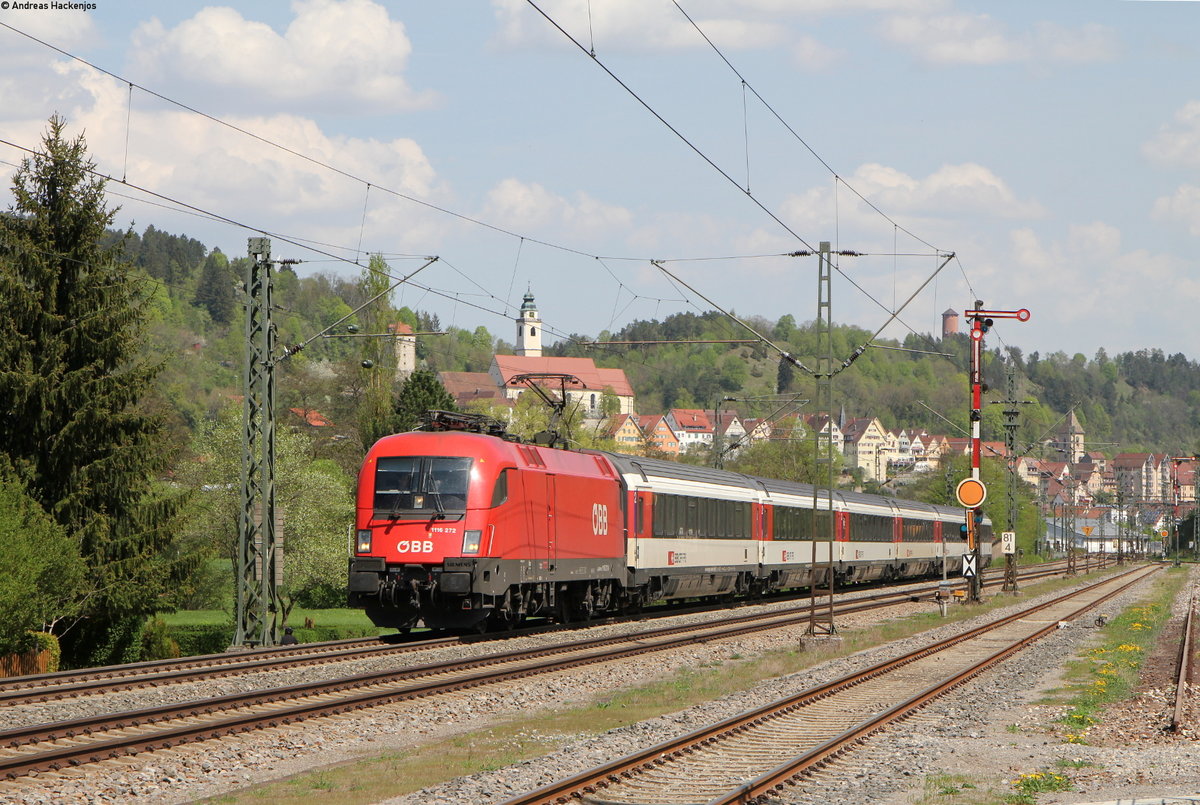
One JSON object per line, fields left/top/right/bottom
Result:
{"left": 2, "top": 0, "right": 1198, "bottom": 362}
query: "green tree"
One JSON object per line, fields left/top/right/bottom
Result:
{"left": 193, "top": 248, "right": 234, "bottom": 324}
{"left": 599, "top": 387, "right": 621, "bottom": 418}
{"left": 0, "top": 116, "right": 191, "bottom": 666}
{"left": 0, "top": 471, "right": 86, "bottom": 655}
{"left": 726, "top": 438, "right": 842, "bottom": 484}
{"left": 358, "top": 254, "right": 399, "bottom": 447}
{"left": 179, "top": 405, "right": 354, "bottom": 616}
{"left": 394, "top": 369, "right": 456, "bottom": 432}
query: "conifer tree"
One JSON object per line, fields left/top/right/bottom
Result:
{"left": 394, "top": 370, "right": 456, "bottom": 432}
{"left": 194, "top": 248, "right": 235, "bottom": 324}
{"left": 0, "top": 116, "right": 191, "bottom": 666}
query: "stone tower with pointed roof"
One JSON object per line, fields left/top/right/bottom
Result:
{"left": 942, "top": 308, "right": 959, "bottom": 338}
{"left": 1058, "top": 410, "right": 1085, "bottom": 464}
{"left": 515, "top": 288, "right": 542, "bottom": 357}
{"left": 1046, "top": 410, "right": 1086, "bottom": 465}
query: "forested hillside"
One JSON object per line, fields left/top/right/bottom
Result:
{"left": 114, "top": 227, "right": 1200, "bottom": 461}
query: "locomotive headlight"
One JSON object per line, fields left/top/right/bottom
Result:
{"left": 461, "top": 530, "right": 482, "bottom": 555}
{"left": 356, "top": 529, "right": 373, "bottom": 553}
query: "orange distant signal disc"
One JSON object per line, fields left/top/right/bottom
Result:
{"left": 956, "top": 477, "right": 988, "bottom": 508}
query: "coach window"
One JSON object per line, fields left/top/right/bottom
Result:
{"left": 903, "top": 519, "right": 934, "bottom": 542}
{"left": 856, "top": 512, "right": 891, "bottom": 542}
{"left": 654, "top": 493, "right": 686, "bottom": 538}
{"left": 652, "top": 494, "right": 666, "bottom": 536}
{"left": 777, "top": 506, "right": 802, "bottom": 541}
{"left": 813, "top": 509, "right": 833, "bottom": 540}
{"left": 635, "top": 495, "right": 644, "bottom": 534}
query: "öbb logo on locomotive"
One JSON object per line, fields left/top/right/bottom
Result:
{"left": 347, "top": 429, "right": 993, "bottom": 632}
{"left": 592, "top": 502, "right": 609, "bottom": 535}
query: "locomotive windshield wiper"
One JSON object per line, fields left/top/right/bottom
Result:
{"left": 386, "top": 492, "right": 406, "bottom": 520}
{"left": 427, "top": 489, "right": 445, "bottom": 523}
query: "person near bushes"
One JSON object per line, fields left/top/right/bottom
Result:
{"left": 280, "top": 626, "right": 299, "bottom": 646}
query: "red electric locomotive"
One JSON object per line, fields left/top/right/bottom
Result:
{"left": 348, "top": 428, "right": 627, "bottom": 630}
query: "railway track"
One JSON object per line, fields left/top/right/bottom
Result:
{"left": 0, "top": 560, "right": 1087, "bottom": 708}
{"left": 501, "top": 564, "right": 1158, "bottom": 805}
{"left": 0, "top": 561, "right": 1102, "bottom": 783}
{"left": 1170, "top": 582, "right": 1197, "bottom": 733}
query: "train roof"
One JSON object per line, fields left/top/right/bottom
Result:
{"left": 597, "top": 450, "right": 974, "bottom": 520}
{"left": 598, "top": 451, "right": 761, "bottom": 491}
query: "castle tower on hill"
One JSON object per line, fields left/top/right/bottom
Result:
{"left": 942, "top": 308, "right": 959, "bottom": 338}
{"left": 515, "top": 289, "right": 542, "bottom": 357}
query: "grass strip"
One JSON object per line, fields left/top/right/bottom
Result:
{"left": 1045, "top": 566, "right": 1186, "bottom": 743}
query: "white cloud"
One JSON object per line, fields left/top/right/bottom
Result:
{"left": 1000, "top": 224, "right": 1192, "bottom": 346}
{"left": 744, "top": 0, "right": 947, "bottom": 11}
{"left": 1144, "top": 101, "right": 1200, "bottom": 170}
{"left": 129, "top": 0, "right": 436, "bottom": 113}
{"left": 779, "top": 161, "right": 1043, "bottom": 238}
{"left": 881, "top": 14, "right": 1118, "bottom": 65}
{"left": 792, "top": 35, "right": 843, "bottom": 71}
{"left": 0, "top": 8, "right": 96, "bottom": 60}
{"left": 491, "top": 0, "right": 787, "bottom": 51}
{"left": 1152, "top": 184, "right": 1200, "bottom": 235}
{"left": 492, "top": 0, "right": 951, "bottom": 52}
{"left": 1, "top": 59, "right": 445, "bottom": 260}
{"left": 482, "top": 178, "right": 633, "bottom": 238}
{"left": 0, "top": 13, "right": 101, "bottom": 141}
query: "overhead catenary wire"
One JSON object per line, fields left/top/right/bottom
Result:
{"left": 667, "top": 0, "right": 942, "bottom": 255}
{"left": 5, "top": 131, "right": 654, "bottom": 359}
{"left": 0, "top": 21, "right": 613, "bottom": 265}
{"left": 523, "top": 0, "right": 819, "bottom": 256}
{"left": 2, "top": 15, "right": 987, "bottom": 357}
{"left": 523, "top": 1, "right": 968, "bottom": 355}
{"left": 0, "top": 136, "right": 440, "bottom": 289}
{"left": 278, "top": 257, "right": 439, "bottom": 364}
{"left": 651, "top": 258, "right": 814, "bottom": 375}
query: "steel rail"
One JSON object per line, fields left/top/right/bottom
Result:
{"left": 502, "top": 564, "right": 1153, "bottom": 805}
{"left": 711, "top": 566, "right": 1153, "bottom": 804}
{"left": 0, "top": 559, "right": 1084, "bottom": 707}
{"left": 0, "top": 636, "right": 462, "bottom": 705}
{"left": 0, "top": 590, "right": 949, "bottom": 752}
{"left": 1170, "top": 584, "right": 1196, "bottom": 733}
{"left": 0, "top": 563, "right": 1092, "bottom": 783}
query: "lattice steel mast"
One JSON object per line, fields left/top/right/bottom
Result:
{"left": 234, "top": 237, "right": 283, "bottom": 648}
{"left": 807, "top": 241, "right": 836, "bottom": 636}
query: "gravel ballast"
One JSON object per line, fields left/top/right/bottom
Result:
{"left": 3, "top": 567, "right": 1192, "bottom": 805}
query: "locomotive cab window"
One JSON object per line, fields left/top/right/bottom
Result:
{"left": 490, "top": 467, "right": 512, "bottom": 508}
{"left": 374, "top": 456, "right": 473, "bottom": 519}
